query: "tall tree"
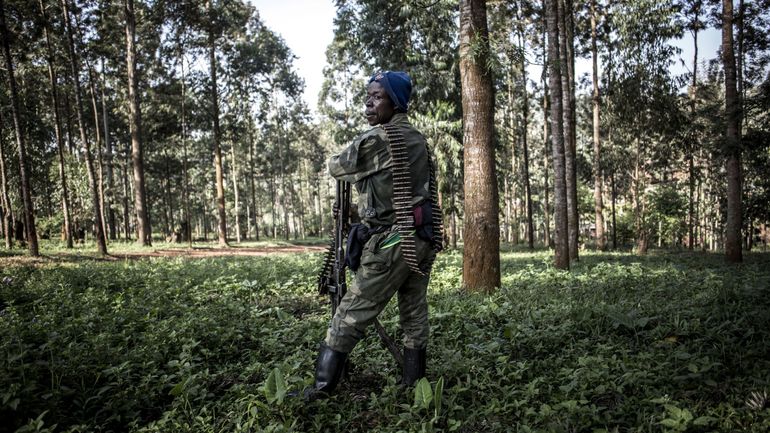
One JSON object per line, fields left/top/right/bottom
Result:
{"left": 125, "top": 0, "right": 151, "bottom": 245}
{"left": 61, "top": 0, "right": 108, "bottom": 255}
{"left": 685, "top": 0, "right": 703, "bottom": 250}
{"left": 39, "top": 0, "right": 74, "bottom": 249}
{"left": 1, "top": 0, "right": 39, "bottom": 256}
{"left": 591, "top": 0, "right": 606, "bottom": 251}
{"left": 208, "top": 0, "right": 228, "bottom": 246}
{"left": 722, "top": 0, "right": 742, "bottom": 262}
{"left": 558, "top": 0, "right": 578, "bottom": 261}
{"left": 546, "top": 0, "right": 569, "bottom": 269}
{"left": 591, "top": 0, "right": 607, "bottom": 251}
{"left": 0, "top": 109, "right": 12, "bottom": 249}
{"left": 459, "top": 0, "right": 500, "bottom": 291}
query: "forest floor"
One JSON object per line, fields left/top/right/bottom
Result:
{"left": 1, "top": 243, "right": 769, "bottom": 432}
{"left": 0, "top": 239, "right": 328, "bottom": 266}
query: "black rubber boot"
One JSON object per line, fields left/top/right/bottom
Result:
{"left": 303, "top": 342, "right": 348, "bottom": 401}
{"left": 402, "top": 347, "right": 427, "bottom": 386}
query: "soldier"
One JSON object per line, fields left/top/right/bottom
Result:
{"left": 306, "top": 71, "right": 442, "bottom": 400}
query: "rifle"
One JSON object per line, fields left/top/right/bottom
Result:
{"left": 318, "top": 180, "right": 404, "bottom": 368}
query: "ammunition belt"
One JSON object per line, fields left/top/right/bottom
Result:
{"left": 383, "top": 123, "right": 443, "bottom": 276}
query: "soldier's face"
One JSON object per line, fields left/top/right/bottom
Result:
{"left": 365, "top": 81, "right": 395, "bottom": 126}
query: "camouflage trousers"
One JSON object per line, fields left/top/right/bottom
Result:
{"left": 325, "top": 230, "right": 434, "bottom": 353}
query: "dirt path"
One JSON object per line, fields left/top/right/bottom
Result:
{"left": 0, "top": 244, "right": 328, "bottom": 266}
{"left": 117, "top": 245, "right": 327, "bottom": 259}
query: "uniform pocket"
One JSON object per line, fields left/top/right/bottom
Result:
{"left": 359, "top": 232, "right": 392, "bottom": 273}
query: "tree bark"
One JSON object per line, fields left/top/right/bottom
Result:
{"left": 125, "top": 0, "right": 151, "bottom": 246}
{"left": 248, "top": 120, "right": 259, "bottom": 241}
{"left": 101, "top": 60, "right": 116, "bottom": 241}
{"left": 2, "top": 0, "right": 39, "bottom": 256}
{"left": 180, "top": 49, "right": 192, "bottom": 246}
{"left": 558, "top": 0, "right": 578, "bottom": 261}
{"left": 517, "top": 29, "right": 534, "bottom": 250}
{"left": 230, "top": 142, "right": 241, "bottom": 243}
{"left": 541, "top": 29, "right": 551, "bottom": 248}
{"left": 40, "top": 0, "right": 73, "bottom": 248}
{"left": 546, "top": 0, "right": 569, "bottom": 269}
{"left": 611, "top": 171, "right": 617, "bottom": 250}
{"left": 0, "top": 109, "right": 12, "bottom": 249}
{"left": 61, "top": 0, "right": 107, "bottom": 255}
{"left": 722, "top": 0, "right": 742, "bottom": 263}
{"left": 208, "top": 0, "right": 228, "bottom": 246}
{"left": 507, "top": 69, "right": 519, "bottom": 245}
{"left": 460, "top": 0, "right": 500, "bottom": 291}
{"left": 687, "top": 1, "right": 701, "bottom": 250}
{"left": 122, "top": 143, "right": 131, "bottom": 240}
{"left": 590, "top": 0, "right": 605, "bottom": 251}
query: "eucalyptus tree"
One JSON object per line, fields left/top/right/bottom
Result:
{"left": 60, "top": 0, "right": 107, "bottom": 254}
{"left": 488, "top": 0, "right": 534, "bottom": 248}
{"left": 1, "top": 0, "right": 39, "bottom": 256}
{"left": 722, "top": 0, "right": 742, "bottom": 262}
{"left": 37, "top": 0, "right": 74, "bottom": 248}
{"left": 0, "top": 109, "right": 12, "bottom": 248}
{"left": 590, "top": 0, "right": 606, "bottom": 250}
{"left": 604, "top": 0, "right": 682, "bottom": 254}
{"left": 558, "top": 0, "right": 578, "bottom": 261}
{"left": 460, "top": 0, "right": 500, "bottom": 291}
{"left": 545, "top": 0, "right": 569, "bottom": 269}
{"left": 124, "top": 0, "right": 151, "bottom": 245}
{"left": 680, "top": 0, "right": 706, "bottom": 250}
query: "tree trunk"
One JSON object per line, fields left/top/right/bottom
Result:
{"left": 507, "top": 68, "right": 519, "bottom": 245}
{"left": 590, "top": 0, "right": 605, "bottom": 251}
{"left": 83, "top": 55, "right": 109, "bottom": 244}
{"left": 208, "top": 0, "right": 228, "bottom": 246}
{"left": 546, "top": 0, "right": 569, "bottom": 269}
{"left": 541, "top": 32, "right": 552, "bottom": 248}
{"left": 518, "top": 30, "right": 534, "bottom": 250}
{"left": 558, "top": 0, "right": 578, "bottom": 261}
{"left": 611, "top": 171, "right": 617, "bottom": 249}
{"left": 2, "top": 0, "right": 38, "bottom": 256}
{"left": 122, "top": 144, "right": 131, "bottom": 240}
{"left": 180, "top": 49, "right": 192, "bottom": 246}
{"left": 248, "top": 122, "right": 259, "bottom": 241}
{"left": 230, "top": 143, "right": 241, "bottom": 243}
{"left": 460, "top": 0, "right": 500, "bottom": 291}
{"left": 722, "top": 0, "right": 742, "bottom": 263}
{"left": 125, "top": 0, "right": 151, "bottom": 246}
{"left": 0, "top": 109, "right": 12, "bottom": 249}
{"left": 633, "top": 138, "right": 648, "bottom": 255}
{"left": 687, "top": 5, "right": 700, "bottom": 250}
{"left": 101, "top": 60, "right": 116, "bottom": 241}
{"left": 61, "top": 0, "right": 107, "bottom": 255}
{"left": 40, "top": 0, "right": 73, "bottom": 248}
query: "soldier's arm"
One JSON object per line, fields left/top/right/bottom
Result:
{"left": 328, "top": 131, "right": 391, "bottom": 183}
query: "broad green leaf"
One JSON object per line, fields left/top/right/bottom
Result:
{"left": 659, "top": 419, "right": 680, "bottom": 428}
{"left": 693, "top": 416, "right": 716, "bottom": 426}
{"left": 433, "top": 376, "right": 444, "bottom": 419}
{"left": 264, "top": 368, "right": 287, "bottom": 404}
{"left": 169, "top": 379, "right": 186, "bottom": 397}
{"left": 413, "top": 377, "right": 433, "bottom": 410}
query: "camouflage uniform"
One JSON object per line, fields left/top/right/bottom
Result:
{"left": 325, "top": 112, "right": 434, "bottom": 353}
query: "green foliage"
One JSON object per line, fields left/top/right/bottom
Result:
{"left": 1, "top": 249, "right": 770, "bottom": 432}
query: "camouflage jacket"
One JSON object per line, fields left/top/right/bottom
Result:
{"left": 328, "top": 113, "right": 431, "bottom": 228}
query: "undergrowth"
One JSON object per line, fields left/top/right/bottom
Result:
{"left": 1, "top": 249, "right": 769, "bottom": 432}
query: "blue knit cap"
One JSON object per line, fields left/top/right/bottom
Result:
{"left": 369, "top": 71, "right": 412, "bottom": 112}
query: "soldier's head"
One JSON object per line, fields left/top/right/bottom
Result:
{"left": 365, "top": 71, "right": 412, "bottom": 126}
